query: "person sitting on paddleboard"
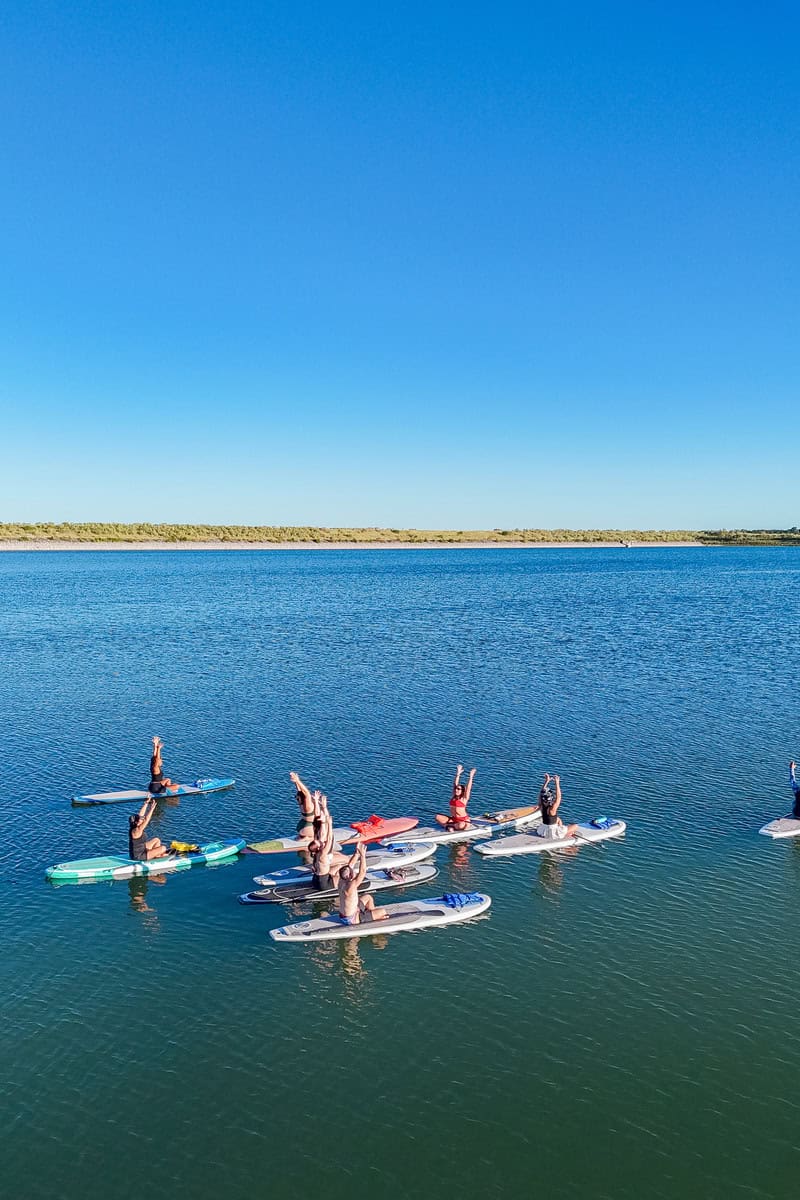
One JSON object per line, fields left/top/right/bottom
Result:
{"left": 308, "top": 793, "right": 349, "bottom": 890}
{"left": 290, "top": 770, "right": 317, "bottom": 836}
{"left": 435, "top": 763, "right": 477, "bottom": 831}
{"left": 149, "top": 736, "right": 177, "bottom": 796}
{"left": 534, "top": 774, "right": 578, "bottom": 840}
{"left": 128, "top": 797, "right": 169, "bottom": 862}
{"left": 330, "top": 841, "right": 387, "bottom": 926}
{"left": 790, "top": 762, "right": 800, "bottom": 818}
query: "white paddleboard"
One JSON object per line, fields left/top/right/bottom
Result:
{"left": 474, "top": 819, "right": 626, "bottom": 857}
{"left": 240, "top": 862, "right": 438, "bottom": 904}
{"left": 71, "top": 777, "right": 235, "bottom": 806}
{"left": 759, "top": 816, "right": 800, "bottom": 839}
{"left": 252, "top": 840, "right": 437, "bottom": 887}
{"left": 270, "top": 893, "right": 491, "bottom": 942}
{"left": 387, "top": 806, "right": 542, "bottom": 846}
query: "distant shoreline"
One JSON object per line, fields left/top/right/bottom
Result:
{"left": 0, "top": 539, "right": 707, "bottom": 551}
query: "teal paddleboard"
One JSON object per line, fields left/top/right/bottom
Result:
{"left": 46, "top": 838, "right": 246, "bottom": 883}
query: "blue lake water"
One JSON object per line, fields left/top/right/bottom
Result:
{"left": 2, "top": 547, "right": 800, "bottom": 1199}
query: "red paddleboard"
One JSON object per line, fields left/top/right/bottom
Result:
{"left": 348, "top": 815, "right": 419, "bottom": 843}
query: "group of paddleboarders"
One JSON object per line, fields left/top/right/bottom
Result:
{"left": 291, "top": 775, "right": 389, "bottom": 925}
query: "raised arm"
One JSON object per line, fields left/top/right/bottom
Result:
{"left": 452, "top": 764, "right": 463, "bottom": 795}
{"left": 791, "top": 762, "right": 799, "bottom": 795}
{"left": 551, "top": 775, "right": 562, "bottom": 817}
{"left": 290, "top": 771, "right": 312, "bottom": 806}
{"left": 354, "top": 842, "right": 369, "bottom": 885}
{"left": 463, "top": 767, "right": 477, "bottom": 804}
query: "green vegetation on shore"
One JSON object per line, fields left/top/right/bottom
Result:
{"left": 1, "top": 522, "right": 799, "bottom": 545}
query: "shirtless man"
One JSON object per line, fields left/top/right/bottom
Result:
{"left": 334, "top": 842, "right": 387, "bottom": 926}
{"left": 435, "top": 763, "right": 477, "bottom": 830}
{"left": 128, "top": 797, "right": 169, "bottom": 862}
{"left": 149, "top": 737, "right": 177, "bottom": 796}
{"left": 308, "top": 793, "right": 349, "bottom": 890}
{"left": 534, "top": 774, "right": 578, "bottom": 840}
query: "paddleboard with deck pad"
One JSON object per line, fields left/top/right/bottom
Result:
{"left": 71, "top": 778, "right": 235, "bottom": 806}
{"left": 387, "top": 805, "right": 542, "bottom": 845}
{"left": 247, "top": 815, "right": 419, "bottom": 854}
{"left": 46, "top": 838, "right": 246, "bottom": 883}
{"left": 270, "top": 893, "right": 491, "bottom": 943}
{"left": 759, "top": 816, "right": 800, "bottom": 839}
{"left": 239, "top": 862, "right": 438, "bottom": 904}
{"left": 252, "top": 841, "right": 437, "bottom": 887}
{"left": 474, "top": 818, "right": 626, "bottom": 857}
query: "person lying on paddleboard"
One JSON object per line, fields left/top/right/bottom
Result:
{"left": 129, "top": 797, "right": 169, "bottom": 862}
{"left": 149, "top": 737, "right": 177, "bottom": 796}
{"left": 790, "top": 762, "right": 800, "bottom": 818}
{"left": 290, "top": 771, "right": 317, "bottom": 836}
{"left": 330, "top": 841, "right": 388, "bottom": 926}
{"left": 435, "top": 763, "right": 477, "bottom": 831}
{"left": 308, "top": 793, "right": 349, "bottom": 890}
{"left": 533, "top": 774, "right": 578, "bottom": 840}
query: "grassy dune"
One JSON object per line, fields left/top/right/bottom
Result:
{"left": 1, "top": 522, "right": 799, "bottom": 545}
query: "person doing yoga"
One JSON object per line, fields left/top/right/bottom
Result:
{"left": 128, "top": 797, "right": 169, "bottom": 862}
{"left": 149, "top": 737, "right": 177, "bottom": 796}
{"left": 435, "top": 764, "right": 477, "bottom": 831}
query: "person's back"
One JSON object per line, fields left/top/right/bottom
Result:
{"left": 535, "top": 774, "right": 577, "bottom": 840}
{"left": 128, "top": 812, "right": 148, "bottom": 860}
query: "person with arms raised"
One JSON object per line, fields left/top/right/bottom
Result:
{"left": 128, "top": 798, "right": 169, "bottom": 862}
{"left": 435, "top": 764, "right": 477, "bottom": 831}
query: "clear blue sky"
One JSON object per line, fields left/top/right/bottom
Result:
{"left": 1, "top": 1, "right": 798, "bottom": 528}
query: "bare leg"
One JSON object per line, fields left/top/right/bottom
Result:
{"left": 359, "top": 896, "right": 387, "bottom": 922}
{"left": 434, "top": 814, "right": 449, "bottom": 827}
{"left": 145, "top": 839, "right": 169, "bottom": 859}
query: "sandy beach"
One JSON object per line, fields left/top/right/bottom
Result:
{"left": 0, "top": 539, "right": 704, "bottom": 551}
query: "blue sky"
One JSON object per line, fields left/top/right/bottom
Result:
{"left": 1, "top": 1, "right": 798, "bottom": 528}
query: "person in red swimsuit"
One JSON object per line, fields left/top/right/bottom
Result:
{"left": 435, "top": 763, "right": 477, "bottom": 830}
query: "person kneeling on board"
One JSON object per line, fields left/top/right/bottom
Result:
{"left": 330, "top": 842, "right": 388, "bottom": 926}
{"left": 149, "top": 736, "right": 177, "bottom": 796}
{"left": 435, "top": 763, "right": 477, "bottom": 831}
{"left": 129, "top": 798, "right": 169, "bottom": 862}
{"left": 790, "top": 762, "right": 800, "bottom": 818}
{"left": 534, "top": 774, "right": 578, "bottom": 840}
{"left": 308, "top": 794, "right": 349, "bottom": 891}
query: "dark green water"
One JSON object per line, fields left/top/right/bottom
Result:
{"left": 2, "top": 548, "right": 799, "bottom": 1199}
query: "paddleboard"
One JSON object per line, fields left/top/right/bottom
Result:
{"left": 270, "top": 893, "right": 491, "bottom": 942}
{"left": 474, "top": 819, "right": 627, "bottom": 857}
{"left": 46, "top": 838, "right": 246, "bottom": 882}
{"left": 759, "top": 816, "right": 800, "bottom": 839}
{"left": 252, "top": 841, "right": 437, "bottom": 886}
{"left": 239, "top": 862, "right": 438, "bottom": 904}
{"left": 71, "top": 778, "right": 235, "bottom": 806}
{"left": 387, "top": 805, "right": 542, "bottom": 845}
{"left": 248, "top": 815, "right": 419, "bottom": 854}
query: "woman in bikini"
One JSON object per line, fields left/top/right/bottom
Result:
{"left": 435, "top": 763, "right": 477, "bottom": 831}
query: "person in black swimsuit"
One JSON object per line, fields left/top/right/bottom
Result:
{"left": 290, "top": 771, "right": 317, "bottom": 836}
{"left": 128, "top": 798, "right": 169, "bottom": 862}
{"left": 149, "top": 736, "right": 177, "bottom": 796}
{"left": 533, "top": 773, "right": 578, "bottom": 840}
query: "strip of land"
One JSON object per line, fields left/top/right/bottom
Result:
{"left": 0, "top": 524, "right": 798, "bottom": 548}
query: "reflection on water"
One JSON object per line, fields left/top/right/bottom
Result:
{"left": 127, "top": 874, "right": 166, "bottom": 928}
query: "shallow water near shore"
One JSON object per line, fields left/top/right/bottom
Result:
{"left": 2, "top": 546, "right": 799, "bottom": 1199}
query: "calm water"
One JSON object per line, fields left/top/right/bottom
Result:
{"left": 2, "top": 547, "right": 800, "bottom": 1199}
